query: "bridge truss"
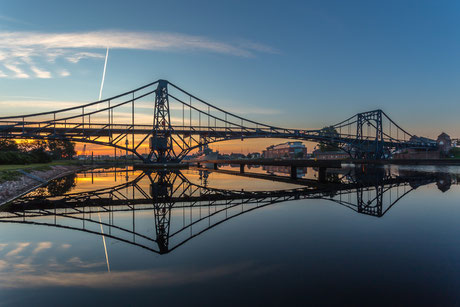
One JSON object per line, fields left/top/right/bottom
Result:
{"left": 0, "top": 168, "right": 442, "bottom": 254}
{"left": 0, "top": 79, "right": 437, "bottom": 162}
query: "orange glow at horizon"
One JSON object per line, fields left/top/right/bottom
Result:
{"left": 74, "top": 138, "right": 319, "bottom": 156}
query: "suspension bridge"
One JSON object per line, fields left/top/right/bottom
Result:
{"left": 0, "top": 79, "right": 437, "bottom": 163}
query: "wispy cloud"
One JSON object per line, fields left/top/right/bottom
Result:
{"left": 6, "top": 243, "right": 30, "bottom": 258}
{"left": 0, "top": 260, "right": 259, "bottom": 289}
{"left": 0, "top": 15, "right": 33, "bottom": 26}
{"left": 32, "top": 242, "right": 52, "bottom": 255}
{"left": 58, "top": 69, "right": 70, "bottom": 77}
{"left": 66, "top": 52, "right": 105, "bottom": 64}
{"left": 0, "top": 30, "right": 277, "bottom": 79}
{"left": 4, "top": 64, "right": 29, "bottom": 78}
{"left": 30, "top": 66, "right": 51, "bottom": 78}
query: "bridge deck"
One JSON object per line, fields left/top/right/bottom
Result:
{"left": 192, "top": 158, "right": 342, "bottom": 168}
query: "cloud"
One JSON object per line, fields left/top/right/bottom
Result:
{"left": 0, "top": 15, "right": 32, "bottom": 26}
{"left": 0, "top": 31, "right": 275, "bottom": 56}
{"left": 67, "top": 257, "right": 105, "bottom": 269}
{"left": 30, "top": 66, "right": 51, "bottom": 78}
{"left": 6, "top": 243, "right": 30, "bottom": 257}
{"left": 0, "top": 30, "right": 276, "bottom": 79}
{"left": 0, "top": 100, "right": 83, "bottom": 111}
{"left": 32, "top": 242, "right": 52, "bottom": 255}
{"left": 66, "top": 52, "right": 105, "bottom": 64}
{"left": 58, "top": 69, "right": 70, "bottom": 77}
{"left": 4, "top": 64, "right": 29, "bottom": 78}
{"left": 0, "top": 261, "right": 258, "bottom": 289}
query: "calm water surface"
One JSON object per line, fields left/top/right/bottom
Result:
{"left": 1, "top": 165, "right": 460, "bottom": 306}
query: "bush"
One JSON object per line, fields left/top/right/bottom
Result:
{"left": 449, "top": 147, "right": 460, "bottom": 158}
{"left": 0, "top": 150, "right": 51, "bottom": 164}
{"left": 0, "top": 151, "right": 33, "bottom": 164}
{"left": 29, "top": 148, "right": 52, "bottom": 163}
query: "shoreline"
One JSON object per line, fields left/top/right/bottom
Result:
{"left": 0, "top": 164, "right": 89, "bottom": 206}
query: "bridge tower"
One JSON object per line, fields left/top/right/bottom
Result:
{"left": 148, "top": 80, "right": 175, "bottom": 163}
{"left": 354, "top": 110, "right": 385, "bottom": 159}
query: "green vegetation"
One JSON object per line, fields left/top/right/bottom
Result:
{"left": 0, "top": 139, "right": 76, "bottom": 165}
{"left": 0, "top": 170, "right": 21, "bottom": 183}
{"left": 0, "top": 160, "right": 79, "bottom": 172}
{"left": 449, "top": 147, "right": 460, "bottom": 159}
{"left": 318, "top": 126, "right": 340, "bottom": 152}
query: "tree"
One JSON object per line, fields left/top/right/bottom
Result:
{"left": 0, "top": 139, "right": 18, "bottom": 151}
{"left": 318, "top": 126, "right": 340, "bottom": 152}
{"left": 47, "top": 140, "right": 76, "bottom": 160}
{"left": 47, "top": 174, "right": 77, "bottom": 196}
{"left": 18, "top": 140, "right": 47, "bottom": 152}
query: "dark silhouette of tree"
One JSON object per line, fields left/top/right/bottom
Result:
{"left": 318, "top": 126, "right": 339, "bottom": 152}
{"left": 0, "top": 139, "right": 19, "bottom": 151}
{"left": 47, "top": 174, "right": 77, "bottom": 196}
{"left": 47, "top": 140, "right": 76, "bottom": 160}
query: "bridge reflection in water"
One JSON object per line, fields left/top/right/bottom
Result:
{"left": 0, "top": 167, "right": 456, "bottom": 255}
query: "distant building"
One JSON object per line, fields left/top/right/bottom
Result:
{"left": 312, "top": 150, "right": 348, "bottom": 160}
{"left": 262, "top": 142, "right": 307, "bottom": 159}
{"left": 247, "top": 152, "right": 261, "bottom": 159}
{"left": 409, "top": 135, "right": 437, "bottom": 146}
{"left": 393, "top": 148, "right": 440, "bottom": 160}
{"left": 229, "top": 153, "right": 245, "bottom": 159}
{"left": 394, "top": 132, "right": 451, "bottom": 159}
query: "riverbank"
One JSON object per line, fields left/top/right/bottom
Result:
{"left": 0, "top": 162, "right": 86, "bottom": 205}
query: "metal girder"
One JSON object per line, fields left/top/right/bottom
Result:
{"left": 0, "top": 80, "right": 438, "bottom": 163}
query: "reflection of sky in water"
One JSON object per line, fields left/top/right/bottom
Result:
{"left": 2, "top": 167, "right": 460, "bottom": 305}
{"left": 59, "top": 168, "right": 306, "bottom": 194}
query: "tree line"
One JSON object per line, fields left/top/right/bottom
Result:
{"left": 0, "top": 139, "right": 76, "bottom": 164}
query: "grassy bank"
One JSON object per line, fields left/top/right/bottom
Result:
{"left": 0, "top": 160, "right": 80, "bottom": 171}
{"left": 0, "top": 170, "right": 22, "bottom": 183}
{"left": 0, "top": 160, "right": 81, "bottom": 183}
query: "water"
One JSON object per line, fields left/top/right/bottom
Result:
{"left": 1, "top": 165, "right": 460, "bottom": 306}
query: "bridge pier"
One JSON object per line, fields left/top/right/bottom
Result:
{"left": 240, "top": 164, "right": 245, "bottom": 174}
{"left": 213, "top": 163, "right": 218, "bottom": 170}
{"left": 290, "top": 166, "right": 297, "bottom": 179}
{"left": 318, "top": 167, "right": 327, "bottom": 183}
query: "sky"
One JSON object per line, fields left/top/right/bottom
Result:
{"left": 0, "top": 0, "right": 459, "bottom": 154}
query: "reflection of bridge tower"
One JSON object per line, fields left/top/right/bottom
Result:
{"left": 350, "top": 165, "right": 388, "bottom": 217}
{"left": 356, "top": 184, "right": 384, "bottom": 217}
{"left": 199, "top": 170, "right": 210, "bottom": 187}
{"left": 149, "top": 80, "right": 174, "bottom": 163}
{"left": 1, "top": 168, "right": 442, "bottom": 254}
{"left": 149, "top": 171, "right": 174, "bottom": 253}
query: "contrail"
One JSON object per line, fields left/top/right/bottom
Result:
{"left": 98, "top": 211, "right": 111, "bottom": 273}
{"left": 97, "top": 47, "right": 111, "bottom": 273}
{"left": 98, "top": 47, "right": 109, "bottom": 101}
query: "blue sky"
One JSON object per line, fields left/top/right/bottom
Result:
{"left": 0, "top": 0, "right": 459, "bottom": 138}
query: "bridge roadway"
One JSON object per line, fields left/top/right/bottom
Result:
{"left": 192, "top": 158, "right": 341, "bottom": 180}
{"left": 192, "top": 166, "right": 331, "bottom": 187}
{"left": 0, "top": 123, "right": 420, "bottom": 154}
{"left": 350, "top": 159, "right": 460, "bottom": 166}
{"left": 192, "top": 158, "right": 460, "bottom": 180}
